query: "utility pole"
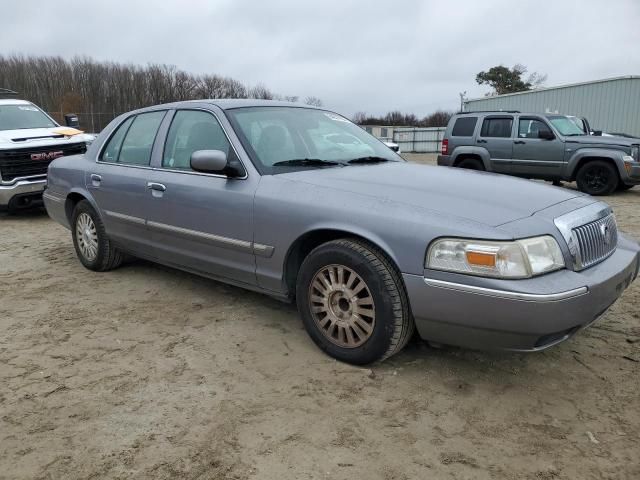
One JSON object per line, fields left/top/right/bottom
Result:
{"left": 459, "top": 91, "right": 467, "bottom": 112}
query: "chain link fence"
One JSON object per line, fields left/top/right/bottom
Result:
{"left": 47, "top": 111, "right": 122, "bottom": 133}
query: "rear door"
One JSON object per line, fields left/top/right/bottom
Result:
{"left": 87, "top": 110, "right": 166, "bottom": 256}
{"left": 477, "top": 115, "right": 514, "bottom": 174}
{"left": 511, "top": 116, "right": 565, "bottom": 178}
{"left": 143, "top": 108, "right": 259, "bottom": 286}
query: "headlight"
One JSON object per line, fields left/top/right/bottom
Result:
{"left": 426, "top": 236, "right": 565, "bottom": 279}
{"left": 631, "top": 145, "right": 639, "bottom": 161}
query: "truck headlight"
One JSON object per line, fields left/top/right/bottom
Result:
{"left": 426, "top": 236, "right": 565, "bottom": 279}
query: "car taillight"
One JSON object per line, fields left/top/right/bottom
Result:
{"left": 441, "top": 139, "right": 449, "bottom": 155}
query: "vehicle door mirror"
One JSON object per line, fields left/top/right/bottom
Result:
{"left": 592, "top": 130, "right": 603, "bottom": 136}
{"left": 64, "top": 113, "right": 80, "bottom": 128}
{"left": 190, "top": 150, "right": 228, "bottom": 173}
{"left": 538, "top": 129, "right": 555, "bottom": 140}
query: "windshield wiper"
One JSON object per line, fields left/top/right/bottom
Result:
{"left": 272, "top": 158, "right": 344, "bottom": 167}
{"left": 347, "top": 156, "right": 391, "bottom": 164}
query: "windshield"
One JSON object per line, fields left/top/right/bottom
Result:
{"left": 0, "top": 104, "right": 57, "bottom": 130}
{"left": 225, "top": 107, "right": 402, "bottom": 173}
{"left": 547, "top": 115, "right": 585, "bottom": 136}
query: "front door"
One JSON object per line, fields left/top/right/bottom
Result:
{"left": 144, "top": 109, "right": 259, "bottom": 286}
{"left": 511, "top": 117, "right": 566, "bottom": 178}
{"left": 87, "top": 110, "right": 167, "bottom": 256}
{"left": 477, "top": 115, "right": 514, "bottom": 174}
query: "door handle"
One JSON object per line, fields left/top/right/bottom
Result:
{"left": 477, "top": 139, "right": 487, "bottom": 144}
{"left": 514, "top": 140, "right": 526, "bottom": 145}
{"left": 90, "top": 174, "right": 102, "bottom": 186}
{"left": 147, "top": 182, "right": 166, "bottom": 192}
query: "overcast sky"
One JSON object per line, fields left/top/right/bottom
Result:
{"left": 2, "top": 0, "right": 639, "bottom": 117}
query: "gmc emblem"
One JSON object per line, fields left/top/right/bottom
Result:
{"left": 31, "top": 151, "right": 64, "bottom": 161}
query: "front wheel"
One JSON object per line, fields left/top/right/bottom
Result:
{"left": 71, "top": 200, "right": 124, "bottom": 271}
{"left": 576, "top": 160, "right": 619, "bottom": 195}
{"left": 296, "top": 239, "right": 414, "bottom": 365}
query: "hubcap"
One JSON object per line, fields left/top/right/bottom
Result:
{"left": 76, "top": 213, "right": 98, "bottom": 261}
{"left": 584, "top": 167, "right": 609, "bottom": 191}
{"left": 308, "top": 264, "right": 375, "bottom": 348}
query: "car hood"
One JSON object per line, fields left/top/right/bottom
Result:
{"left": 565, "top": 134, "right": 636, "bottom": 148}
{"left": 0, "top": 127, "right": 95, "bottom": 149}
{"left": 280, "top": 162, "right": 585, "bottom": 227}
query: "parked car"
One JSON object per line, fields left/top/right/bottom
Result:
{"left": 0, "top": 95, "right": 95, "bottom": 211}
{"left": 44, "top": 100, "right": 639, "bottom": 364}
{"left": 438, "top": 111, "right": 640, "bottom": 195}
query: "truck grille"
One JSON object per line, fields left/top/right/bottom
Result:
{"left": 572, "top": 213, "right": 618, "bottom": 270}
{"left": 0, "top": 142, "right": 86, "bottom": 182}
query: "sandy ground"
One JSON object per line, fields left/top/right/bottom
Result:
{"left": 1, "top": 154, "right": 639, "bottom": 480}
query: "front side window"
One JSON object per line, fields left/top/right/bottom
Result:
{"left": 163, "top": 110, "right": 232, "bottom": 170}
{"left": 451, "top": 117, "right": 477, "bottom": 136}
{"left": 226, "top": 107, "right": 400, "bottom": 173}
{"left": 518, "top": 118, "right": 553, "bottom": 139}
{"left": 480, "top": 117, "right": 513, "bottom": 138}
{"left": 0, "top": 103, "right": 57, "bottom": 130}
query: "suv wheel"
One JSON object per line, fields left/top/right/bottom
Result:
{"left": 296, "top": 239, "right": 414, "bottom": 365}
{"left": 457, "top": 158, "right": 484, "bottom": 170}
{"left": 72, "top": 200, "right": 124, "bottom": 271}
{"left": 576, "top": 160, "right": 619, "bottom": 195}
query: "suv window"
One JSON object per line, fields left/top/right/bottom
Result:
{"left": 163, "top": 110, "right": 232, "bottom": 170}
{"left": 480, "top": 117, "right": 513, "bottom": 138}
{"left": 451, "top": 117, "right": 477, "bottom": 136}
{"left": 518, "top": 118, "right": 552, "bottom": 139}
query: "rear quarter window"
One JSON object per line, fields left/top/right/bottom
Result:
{"left": 451, "top": 117, "right": 477, "bottom": 137}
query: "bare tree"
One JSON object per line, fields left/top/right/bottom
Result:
{"left": 304, "top": 96, "right": 323, "bottom": 107}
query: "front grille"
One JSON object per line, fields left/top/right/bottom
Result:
{"left": 0, "top": 142, "right": 86, "bottom": 182}
{"left": 572, "top": 213, "right": 618, "bottom": 270}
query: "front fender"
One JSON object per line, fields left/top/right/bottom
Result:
{"left": 566, "top": 148, "right": 627, "bottom": 180}
{"left": 451, "top": 146, "right": 491, "bottom": 170}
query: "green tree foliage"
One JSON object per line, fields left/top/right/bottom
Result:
{"left": 476, "top": 64, "right": 546, "bottom": 95}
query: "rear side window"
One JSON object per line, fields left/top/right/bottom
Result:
{"left": 480, "top": 117, "right": 513, "bottom": 138}
{"left": 451, "top": 117, "right": 477, "bottom": 136}
{"left": 101, "top": 111, "right": 166, "bottom": 165}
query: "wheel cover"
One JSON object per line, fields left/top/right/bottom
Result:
{"left": 76, "top": 213, "right": 98, "bottom": 261}
{"left": 308, "top": 264, "right": 376, "bottom": 348}
{"left": 584, "top": 166, "right": 609, "bottom": 192}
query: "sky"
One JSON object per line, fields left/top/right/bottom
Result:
{"left": 2, "top": 0, "right": 639, "bottom": 118}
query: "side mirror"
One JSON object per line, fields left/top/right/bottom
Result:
{"left": 538, "top": 129, "right": 555, "bottom": 140}
{"left": 64, "top": 113, "right": 80, "bottom": 128}
{"left": 190, "top": 150, "right": 228, "bottom": 173}
{"left": 593, "top": 130, "right": 603, "bottom": 136}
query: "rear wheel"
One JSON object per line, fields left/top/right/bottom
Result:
{"left": 457, "top": 158, "right": 484, "bottom": 170}
{"left": 71, "top": 200, "right": 124, "bottom": 271}
{"left": 576, "top": 160, "right": 619, "bottom": 195}
{"left": 296, "top": 239, "right": 414, "bottom": 365}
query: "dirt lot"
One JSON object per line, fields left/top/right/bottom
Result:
{"left": 1, "top": 153, "right": 639, "bottom": 480}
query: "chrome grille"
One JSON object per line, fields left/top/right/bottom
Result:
{"left": 572, "top": 213, "right": 617, "bottom": 270}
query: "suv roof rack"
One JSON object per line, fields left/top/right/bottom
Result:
{"left": 0, "top": 88, "right": 19, "bottom": 99}
{"left": 458, "top": 110, "right": 520, "bottom": 114}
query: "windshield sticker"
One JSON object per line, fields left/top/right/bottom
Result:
{"left": 324, "top": 113, "right": 349, "bottom": 122}
{"left": 18, "top": 106, "right": 40, "bottom": 111}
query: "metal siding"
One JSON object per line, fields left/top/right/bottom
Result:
{"left": 465, "top": 77, "right": 640, "bottom": 136}
{"left": 393, "top": 127, "right": 445, "bottom": 153}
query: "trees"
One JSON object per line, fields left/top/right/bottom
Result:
{"left": 475, "top": 64, "right": 547, "bottom": 95}
{"left": 304, "top": 96, "right": 323, "bottom": 107}
{"left": 352, "top": 110, "right": 453, "bottom": 127}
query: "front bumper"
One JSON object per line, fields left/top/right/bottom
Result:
{"left": 404, "top": 234, "right": 640, "bottom": 351}
{"left": 621, "top": 158, "right": 640, "bottom": 185}
{"left": 0, "top": 177, "right": 47, "bottom": 210}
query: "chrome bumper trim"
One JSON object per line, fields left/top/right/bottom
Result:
{"left": 424, "top": 278, "right": 588, "bottom": 302}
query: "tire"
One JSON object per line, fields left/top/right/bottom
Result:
{"left": 617, "top": 183, "right": 635, "bottom": 191}
{"left": 457, "top": 158, "right": 484, "bottom": 170}
{"left": 576, "top": 160, "right": 619, "bottom": 195}
{"left": 296, "top": 238, "right": 414, "bottom": 365}
{"left": 71, "top": 200, "right": 124, "bottom": 271}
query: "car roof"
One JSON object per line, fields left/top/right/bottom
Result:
{"left": 0, "top": 99, "right": 32, "bottom": 106}
{"left": 138, "top": 99, "right": 322, "bottom": 112}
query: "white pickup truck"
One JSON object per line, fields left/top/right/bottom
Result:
{"left": 0, "top": 92, "right": 94, "bottom": 212}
